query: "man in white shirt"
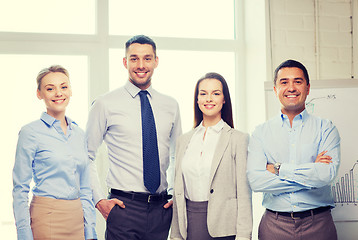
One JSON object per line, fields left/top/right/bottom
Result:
{"left": 86, "top": 35, "right": 182, "bottom": 240}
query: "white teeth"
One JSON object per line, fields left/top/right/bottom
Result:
{"left": 286, "top": 95, "right": 297, "bottom": 98}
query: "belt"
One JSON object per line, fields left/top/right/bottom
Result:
{"left": 267, "top": 206, "right": 331, "bottom": 219}
{"left": 110, "top": 189, "right": 172, "bottom": 203}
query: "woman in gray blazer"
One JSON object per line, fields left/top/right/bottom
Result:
{"left": 171, "top": 72, "right": 252, "bottom": 240}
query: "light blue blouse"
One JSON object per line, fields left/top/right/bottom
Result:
{"left": 13, "top": 112, "right": 97, "bottom": 240}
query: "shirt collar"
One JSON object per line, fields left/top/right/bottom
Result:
{"left": 279, "top": 109, "right": 308, "bottom": 126}
{"left": 125, "top": 80, "right": 154, "bottom": 99}
{"left": 197, "top": 119, "right": 225, "bottom": 133}
{"left": 40, "top": 112, "right": 77, "bottom": 129}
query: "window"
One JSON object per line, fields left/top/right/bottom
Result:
{"left": 109, "top": 0, "right": 235, "bottom": 40}
{"left": 0, "top": 0, "right": 95, "bottom": 34}
{"left": 1, "top": 1, "right": 243, "bottom": 239}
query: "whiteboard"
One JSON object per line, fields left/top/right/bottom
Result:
{"left": 264, "top": 79, "right": 358, "bottom": 222}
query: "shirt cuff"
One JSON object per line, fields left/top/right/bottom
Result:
{"left": 167, "top": 187, "right": 173, "bottom": 196}
{"left": 278, "top": 162, "right": 295, "bottom": 181}
{"left": 17, "top": 227, "right": 34, "bottom": 240}
{"left": 93, "top": 189, "right": 106, "bottom": 206}
{"left": 84, "top": 226, "right": 97, "bottom": 240}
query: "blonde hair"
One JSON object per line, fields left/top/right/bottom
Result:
{"left": 36, "top": 65, "right": 69, "bottom": 90}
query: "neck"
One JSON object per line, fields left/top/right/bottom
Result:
{"left": 202, "top": 115, "right": 221, "bottom": 128}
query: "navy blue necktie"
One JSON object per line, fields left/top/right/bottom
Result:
{"left": 139, "top": 90, "right": 160, "bottom": 194}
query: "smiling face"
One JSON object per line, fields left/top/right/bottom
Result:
{"left": 197, "top": 78, "right": 225, "bottom": 126}
{"left": 123, "top": 43, "right": 158, "bottom": 90}
{"left": 274, "top": 67, "right": 310, "bottom": 118}
{"left": 37, "top": 72, "right": 72, "bottom": 119}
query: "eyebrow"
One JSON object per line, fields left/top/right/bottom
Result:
{"left": 199, "top": 89, "right": 222, "bottom": 92}
{"left": 44, "top": 82, "right": 68, "bottom": 87}
{"left": 129, "top": 54, "right": 154, "bottom": 58}
{"left": 279, "top": 77, "right": 304, "bottom": 81}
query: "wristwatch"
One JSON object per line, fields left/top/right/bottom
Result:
{"left": 273, "top": 162, "right": 281, "bottom": 175}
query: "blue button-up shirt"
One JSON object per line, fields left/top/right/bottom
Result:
{"left": 247, "top": 109, "right": 340, "bottom": 212}
{"left": 13, "top": 112, "right": 97, "bottom": 240}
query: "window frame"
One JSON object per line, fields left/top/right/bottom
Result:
{"left": 0, "top": 1, "right": 247, "bottom": 239}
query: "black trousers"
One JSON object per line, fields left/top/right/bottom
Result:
{"left": 105, "top": 192, "right": 172, "bottom": 240}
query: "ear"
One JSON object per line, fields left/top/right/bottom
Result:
{"left": 37, "top": 89, "right": 42, "bottom": 100}
{"left": 123, "top": 57, "right": 128, "bottom": 69}
{"left": 274, "top": 86, "right": 278, "bottom": 97}
{"left": 307, "top": 84, "right": 310, "bottom": 95}
{"left": 154, "top": 56, "right": 159, "bottom": 69}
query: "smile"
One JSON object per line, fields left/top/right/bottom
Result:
{"left": 52, "top": 99, "right": 65, "bottom": 103}
{"left": 204, "top": 104, "right": 215, "bottom": 109}
{"left": 135, "top": 71, "right": 148, "bottom": 77}
{"left": 285, "top": 94, "right": 299, "bottom": 98}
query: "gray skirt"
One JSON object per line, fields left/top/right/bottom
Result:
{"left": 186, "top": 198, "right": 235, "bottom": 240}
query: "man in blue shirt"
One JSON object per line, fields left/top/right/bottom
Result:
{"left": 247, "top": 59, "right": 340, "bottom": 240}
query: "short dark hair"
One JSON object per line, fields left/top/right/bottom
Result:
{"left": 193, "top": 72, "right": 234, "bottom": 129}
{"left": 273, "top": 59, "right": 310, "bottom": 86}
{"left": 125, "top": 35, "right": 157, "bottom": 57}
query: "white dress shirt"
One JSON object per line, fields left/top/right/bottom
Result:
{"left": 86, "top": 81, "right": 182, "bottom": 204}
{"left": 181, "top": 119, "right": 224, "bottom": 201}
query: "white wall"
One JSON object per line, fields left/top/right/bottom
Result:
{"left": 269, "top": 0, "right": 356, "bottom": 80}
{"left": 243, "top": 1, "right": 269, "bottom": 239}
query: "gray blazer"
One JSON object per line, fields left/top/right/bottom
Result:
{"left": 171, "top": 122, "right": 252, "bottom": 240}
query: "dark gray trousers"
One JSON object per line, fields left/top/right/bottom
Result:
{"left": 105, "top": 192, "right": 172, "bottom": 240}
{"left": 258, "top": 209, "right": 337, "bottom": 240}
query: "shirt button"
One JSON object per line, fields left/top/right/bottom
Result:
{"left": 210, "top": 189, "right": 214, "bottom": 194}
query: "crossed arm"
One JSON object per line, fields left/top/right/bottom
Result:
{"left": 247, "top": 124, "right": 340, "bottom": 195}
{"left": 266, "top": 150, "right": 333, "bottom": 174}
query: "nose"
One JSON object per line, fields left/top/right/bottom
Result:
{"left": 206, "top": 94, "right": 213, "bottom": 102}
{"left": 137, "top": 59, "right": 144, "bottom": 69}
{"left": 287, "top": 82, "right": 296, "bottom": 92}
{"left": 55, "top": 88, "right": 63, "bottom": 96}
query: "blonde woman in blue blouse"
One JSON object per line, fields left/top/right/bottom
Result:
{"left": 12, "top": 65, "right": 97, "bottom": 240}
{"left": 171, "top": 72, "right": 252, "bottom": 240}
